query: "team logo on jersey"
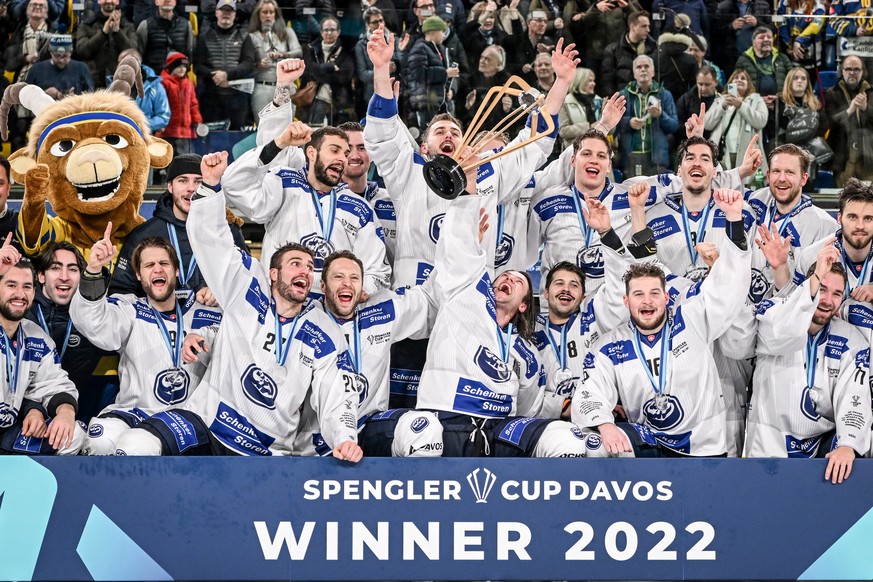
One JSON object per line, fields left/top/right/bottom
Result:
{"left": 569, "top": 426, "right": 585, "bottom": 440}
{"left": 495, "top": 233, "right": 515, "bottom": 268}
{"left": 800, "top": 386, "right": 821, "bottom": 421}
{"left": 153, "top": 368, "right": 191, "bottom": 405}
{"left": 749, "top": 268, "right": 769, "bottom": 304}
{"left": 68, "top": 334, "right": 81, "bottom": 348}
{"left": 643, "top": 394, "right": 684, "bottom": 431}
{"left": 300, "top": 233, "right": 335, "bottom": 268}
{"left": 354, "top": 373, "right": 369, "bottom": 405}
{"left": 88, "top": 424, "right": 103, "bottom": 438}
{"left": 411, "top": 416, "right": 430, "bottom": 433}
{"left": 241, "top": 364, "right": 279, "bottom": 410}
{"left": 555, "top": 373, "right": 576, "bottom": 397}
{"left": 429, "top": 213, "right": 445, "bottom": 244}
{"left": 576, "top": 245, "right": 604, "bottom": 278}
{"left": 474, "top": 346, "right": 512, "bottom": 383}
{"left": 684, "top": 265, "right": 710, "bottom": 282}
{"left": 586, "top": 433, "right": 603, "bottom": 450}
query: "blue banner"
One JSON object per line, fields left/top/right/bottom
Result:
{"left": 2, "top": 457, "right": 873, "bottom": 581}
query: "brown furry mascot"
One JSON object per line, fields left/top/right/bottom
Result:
{"left": 0, "top": 55, "right": 174, "bottom": 268}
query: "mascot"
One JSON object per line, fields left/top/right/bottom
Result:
{"left": 0, "top": 55, "right": 173, "bottom": 267}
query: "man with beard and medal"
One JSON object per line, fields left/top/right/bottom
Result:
{"left": 0, "top": 234, "right": 86, "bottom": 456}
{"left": 643, "top": 136, "right": 759, "bottom": 285}
{"left": 292, "top": 250, "right": 438, "bottom": 457}
{"left": 572, "top": 188, "right": 752, "bottom": 457}
{"left": 71, "top": 230, "right": 223, "bottom": 455}
{"left": 790, "top": 180, "right": 873, "bottom": 345}
{"left": 533, "top": 184, "right": 651, "bottom": 419}
{"left": 112, "top": 152, "right": 362, "bottom": 460}
{"left": 220, "top": 74, "right": 390, "bottom": 297}
{"left": 748, "top": 144, "right": 837, "bottom": 300}
{"left": 745, "top": 242, "right": 871, "bottom": 484}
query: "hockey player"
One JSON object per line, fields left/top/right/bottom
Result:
{"left": 0, "top": 234, "right": 85, "bottom": 455}
{"left": 746, "top": 244, "right": 871, "bottom": 484}
{"left": 114, "top": 152, "right": 362, "bottom": 460}
{"left": 27, "top": 242, "right": 116, "bottom": 423}
{"left": 748, "top": 144, "right": 837, "bottom": 295}
{"left": 71, "top": 230, "right": 223, "bottom": 455}
{"left": 109, "top": 153, "right": 249, "bottom": 303}
{"left": 337, "top": 122, "right": 397, "bottom": 267}
{"left": 572, "top": 188, "right": 752, "bottom": 457}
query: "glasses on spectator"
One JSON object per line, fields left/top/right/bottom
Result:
{"left": 844, "top": 67, "right": 863, "bottom": 73}
{"left": 29, "top": 3, "right": 47, "bottom": 8}
{"left": 369, "top": 18, "right": 384, "bottom": 25}
{"left": 530, "top": 17, "right": 547, "bottom": 22}
{"left": 418, "top": 3, "right": 435, "bottom": 9}
{"left": 322, "top": 27, "right": 338, "bottom": 32}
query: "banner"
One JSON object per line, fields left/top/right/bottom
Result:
{"left": 2, "top": 457, "right": 873, "bottom": 581}
{"left": 838, "top": 36, "right": 873, "bottom": 57}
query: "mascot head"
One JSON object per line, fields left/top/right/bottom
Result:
{"left": 0, "top": 54, "right": 173, "bottom": 222}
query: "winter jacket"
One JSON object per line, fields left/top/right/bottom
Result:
{"left": 825, "top": 80, "right": 873, "bottom": 171}
{"left": 652, "top": 0, "right": 709, "bottom": 37}
{"left": 74, "top": 9, "right": 139, "bottom": 88}
{"left": 137, "top": 15, "right": 195, "bottom": 74}
{"left": 656, "top": 32, "right": 698, "bottom": 104}
{"left": 734, "top": 46, "right": 792, "bottom": 95}
{"left": 137, "top": 65, "right": 171, "bottom": 133}
{"left": 158, "top": 70, "right": 202, "bottom": 139}
{"left": 601, "top": 34, "right": 658, "bottom": 96}
{"left": 705, "top": 92, "right": 768, "bottom": 172}
{"left": 711, "top": 0, "right": 771, "bottom": 74}
{"left": 109, "top": 192, "right": 249, "bottom": 297}
{"left": 569, "top": 0, "right": 640, "bottom": 65}
{"left": 405, "top": 39, "right": 449, "bottom": 113}
{"left": 194, "top": 24, "right": 256, "bottom": 94}
{"left": 302, "top": 40, "right": 355, "bottom": 114}
{"left": 559, "top": 92, "right": 596, "bottom": 148}
{"left": 618, "top": 81, "right": 679, "bottom": 168}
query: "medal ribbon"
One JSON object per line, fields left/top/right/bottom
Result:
{"left": 765, "top": 196, "right": 810, "bottom": 238}
{"left": 311, "top": 189, "right": 337, "bottom": 243}
{"left": 149, "top": 302, "right": 184, "bottom": 369}
{"left": 631, "top": 318, "right": 672, "bottom": 399}
{"left": 805, "top": 324, "right": 828, "bottom": 390}
{"left": 546, "top": 313, "right": 576, "bottom": 369}
{"left": 0, "top": 326, "right": 23, "bottom": 394}
{"left": 681, "top": 199, "right": 714, "bottom": 265}
{"left": 349, "top": 315, "right": 362, "bottom": 374}
{"left": 840, "top": 244, "right": 873, "bottom": 295}
{"left": 571, "top": 185, "right": 594, "bottom": 249}
{"left": 497, "top": 323, "right": 514, "bottom": 364}
{"left": 167, "top": 224, "right": 198, "bottom": 286}
{"left": 272, "top": 300, "right": 301, "bottom": 366}
{"left": 36, "top": 305, "right": 72, "bottom": 360}
{"left": 495, "top": 204, "right": 506, "bottom": 253}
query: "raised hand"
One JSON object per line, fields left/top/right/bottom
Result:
{"left": 582, "top": 198, "right": 611, "bottom": 234}
{"left": 737, "top": 134, "right": 763, "bottom": 180}
{"left": 196, "top": 286, "right": 218, "bottom": 307}
{"left": 275, "top": 121, "right": 313, "bottom": 149}
{"left": 550, "top": 38, "right": 581, "bottom": 86}
{"left": 276, "top": 58, "right": 305, "bottom": 85}
{"left": 599, "top": 92, "right": 626, "bottom": 132}
{"left": 694, "top": 242, "right": 720, "bottom": 268}
{"left": 713, "top": 188, "right": 743, "bottom": 222}
{"left": 200, "top": 151, "right": 229, "bottom": 186}
{"left": 86, "top": 222, "right": 116, "bottom": 274}
{"left": 0, "top": 233, "right": 20, "bottom": 278}
{"left": 685, "top": 102, "right": 706, "bottom": 138}
{"left": 478, "top": 207, "right": 489, "bottom": 243}
{"left": 367, "top": 24, "right": 395, "bottom": 68}
{"left": 755, "top": 224, "right": 792, "bottom": 270}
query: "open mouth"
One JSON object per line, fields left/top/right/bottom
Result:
{"left": 440, "top": 141, "right": 455, "bottom": 155}
{"left": 151, "top": 276, "right": 167, "bottom": 290}
{"left": 585, "top": 167, "right": 600, "bottom": 177}
{"left": 689, "top": 170, "right": 704, "bottom": 178}
{"left": 9, "top": 299, "right": 27, "bottom": 310}
{"left": 55, "top": 284, "right": 72, "bottom": 294}
{"left": 557, "top": 292, "right": 575, "bottom": 305}
{"left": 292, "top": 277, "right": 309, "bottom": 292}
{"left": 327, "top": 164, "right": 343, "bottom": 180}
{"left": 73, "top": 177, "right": 121, "bottom": 202}
{"left": 497, "top": 282, "right": 512, "bottom": 296}
{"left": 640, "top": 307, "right": 656, "bottom": 317}
{"left": 337, "top": 290, "right": 354, "bottom": 304}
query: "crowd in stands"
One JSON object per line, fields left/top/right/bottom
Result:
{"left": 2, "top": 0, "right": 873, "bottom": 183}
{"left": 2, "top": 0, "right": 873, "bottom": 482}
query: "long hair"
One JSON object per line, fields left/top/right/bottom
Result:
{"left": 726, "top": 68, "right": 756, "bottom": 97}
{"left": 781, "top": 66, "right": 821, "bottom": 110}
{"left": 248, "top": 0, "right": 288, "bottom": 42}
{"left": 569, "top": 67, "right": 594, "bottom": 95}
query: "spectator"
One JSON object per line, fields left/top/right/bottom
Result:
{"left": 194, "top": 0, "right": 256, "bottom": 130}
{"left": 711, "top": 0, "right": 771, "bottom": 76}
{"left": 779, "top": 66, "right": 826, "bottom": 145}
{"left": 525, "top": 0, "right": 566, "bottom": 34}
{"left": 686, "top": 36, "right": 725, "bottom": 87}
{"left": 617, "top": 54, "right": 678, "bottom": 175}
{"left": 825, "top": 56, "right": 873, "bottom": 186}
{"left": 198, "top": 0, "right": 257, "bottom": 33}
{"left": 301, "top": 15, "right": 355, "bottom": 126}
{"left": 9, "top": 0, "right": 65, "bottom": 30}
{"left": 137, "top": 0, "right": 195, "bottom": 75}
{"left": 26, "top": 34, "right": 94, "bottom": 100}
{"left": 733, "top": 25, "right": 792, "bottom": 117}
{"left": 651, "top": 0, "right": 709, "bottom": 37}
{"left": 511, "top": 9, "right": 555, "bottom": 80}
{"left": 75, "top": 0, "right": 139, "bottom": 88}
{"left": 558, "top": 67, "right": 599, "bottom": 148}
{"left": 830, "top": 0, "right": 873, "bottom": 39}
{"left": 601, "top": 10, "right": 656, "bottom": 97}
{"left": 355, "top": 7, "right": 399, "bottom": 114}
{"left": 437, "top": 4, "right": 470, "bottom": 91}
{"left": 288, "top": 0, "right": 334, "bottom": 45}
{"left": 399, "top": 0, "right": 435, "bottom": 57}
{"left": 366, "top": 0, "right": 401, "bottom": 34}
{"left": 776, "top": 0, "right": 824, "bottom": 71}
{"left": 532, "top": 51, "right": 555, "bottom": 93}
{"left": 405, "top": 16, "right": 458, "bottom": 131}
{"left": 157, "top": 51, "right": 202, "bottom": 156}
{"left": 655, "top": 16, "right": 699, "bottom": 102}
{"left": 458, "top": 44, "right": 511, "bottom": 130}
{"left": 0, "top": 156, "right": 18, "bottom": 248}
{"left": 249, "top": 0, "right": 302, "bottom": 119}
{"left": 569, "top": 0, "right": 641, "bottom": 85}
{"left": 676, "top": 65, "right": 718, "bottom": 138}
{"left": 5, "top": 0, "right": 54, "bottom": 83}
{"left": 459, "top": 0, "right": 521, "bottom": 67}
{"left": 705, "top": 68, "right": 768, "bottom": 174}
{"left": 467, "top": 0, "right": 522, "bottom": 38}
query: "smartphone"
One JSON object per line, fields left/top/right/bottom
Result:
{"left": 727, "top": 83, "right": 738, "bottom": 97}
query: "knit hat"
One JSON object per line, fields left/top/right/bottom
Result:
{"left": 49, "top": 34, "right": 73, "bottom": 54}
{"left": 421, "top": 15, "right": 447, "bottom": 33}
{"left": 165, "top": 51, "right": 189, "bottom": 71}
{"left": 166, "top": 154, "right": 202, "bottom": 182}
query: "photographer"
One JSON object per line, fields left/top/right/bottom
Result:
{"left": 75, "top": 0, "right": 139, "bottom": 89}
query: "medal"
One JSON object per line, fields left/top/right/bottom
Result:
{"left": 631, "top": 316, "right": 672, "bottom": 408}
{"left": 554, "top": 368, "right": 573, "bottom": 385}
{"left": 167, "top": 367, "right": 186, "bottom": 387}
{"left": 654, "top": 393, "right": 669, "bottom": 412}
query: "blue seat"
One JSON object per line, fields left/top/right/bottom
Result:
{"left": 814, "top": 169, "right": 836, "bottom": 190}
{"left": 815, "top": 71, "right": 839, "bottom": 95}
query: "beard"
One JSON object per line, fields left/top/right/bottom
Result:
{"left": 0, "top": 299, "right": 30, "bottom": 322}
{"left": 144, "top": 280, "right": 177, "bottom": 305}
{"left": 314, "top": 154, "right": 342, "bottom": 188}
{"left": 843, "top": 229, "right": 873, "bottom": 251}
{"left": 275, "top": 277, "right": 307, "bottom": 305}
{"left": 631, "top": 308, "right": 667, "bottom": 334}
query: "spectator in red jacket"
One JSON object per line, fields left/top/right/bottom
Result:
{"left": 157, "top": 51, "right": 203, "bottom": 156}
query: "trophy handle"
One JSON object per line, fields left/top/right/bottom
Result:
{"left": 459, "top": 75, "right": 532, "bottom": 155}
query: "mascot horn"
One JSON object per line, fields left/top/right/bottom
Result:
{"left": 0, "top": 54, "right": 174, "bottom": 268}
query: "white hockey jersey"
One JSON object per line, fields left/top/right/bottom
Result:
{"left": 70, "top": 289, "right": 221, "bottom": 417}
{"left": 182, "top": 186, "right": 359, "bottom": 456}
{"left": 572, "top": 234, "right": 752, "bottom": 456}
{"left": 415, "top": 195, "right": 544, "bottom": 419}
{"left": 364, "top": 93, "right": 556, "bottom": 289}
{"left": 745, "top": 280, "right": 872, "bottom": 458}
{"left": 0, "top": 320, "right": 78, "bottom": 428}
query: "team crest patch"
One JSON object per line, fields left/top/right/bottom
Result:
{"left": 576, "top": 245, "right": 604, "bottom": 277}
{"left": 300, "top": 233, "right": 335, "bottom": 267}
{"left": 495, "top": 233, "right": 515, "bottom": 268}
{"left": 241, "top": 364, "right": 279, "bottom": 410}
{"left": 643, "top": 394, "right": 685, "bottom": 431}
{"left": 429, "top": 213, "right": 445, "bottom": 244}
{"left": 474, "top": 346, "right": 512, "bottom": 383}
{"left": 411, "top": 416, "right": 430, "bottom": 433}
{"left": 153, "top": 368, "right": 190, "bottom": 405}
